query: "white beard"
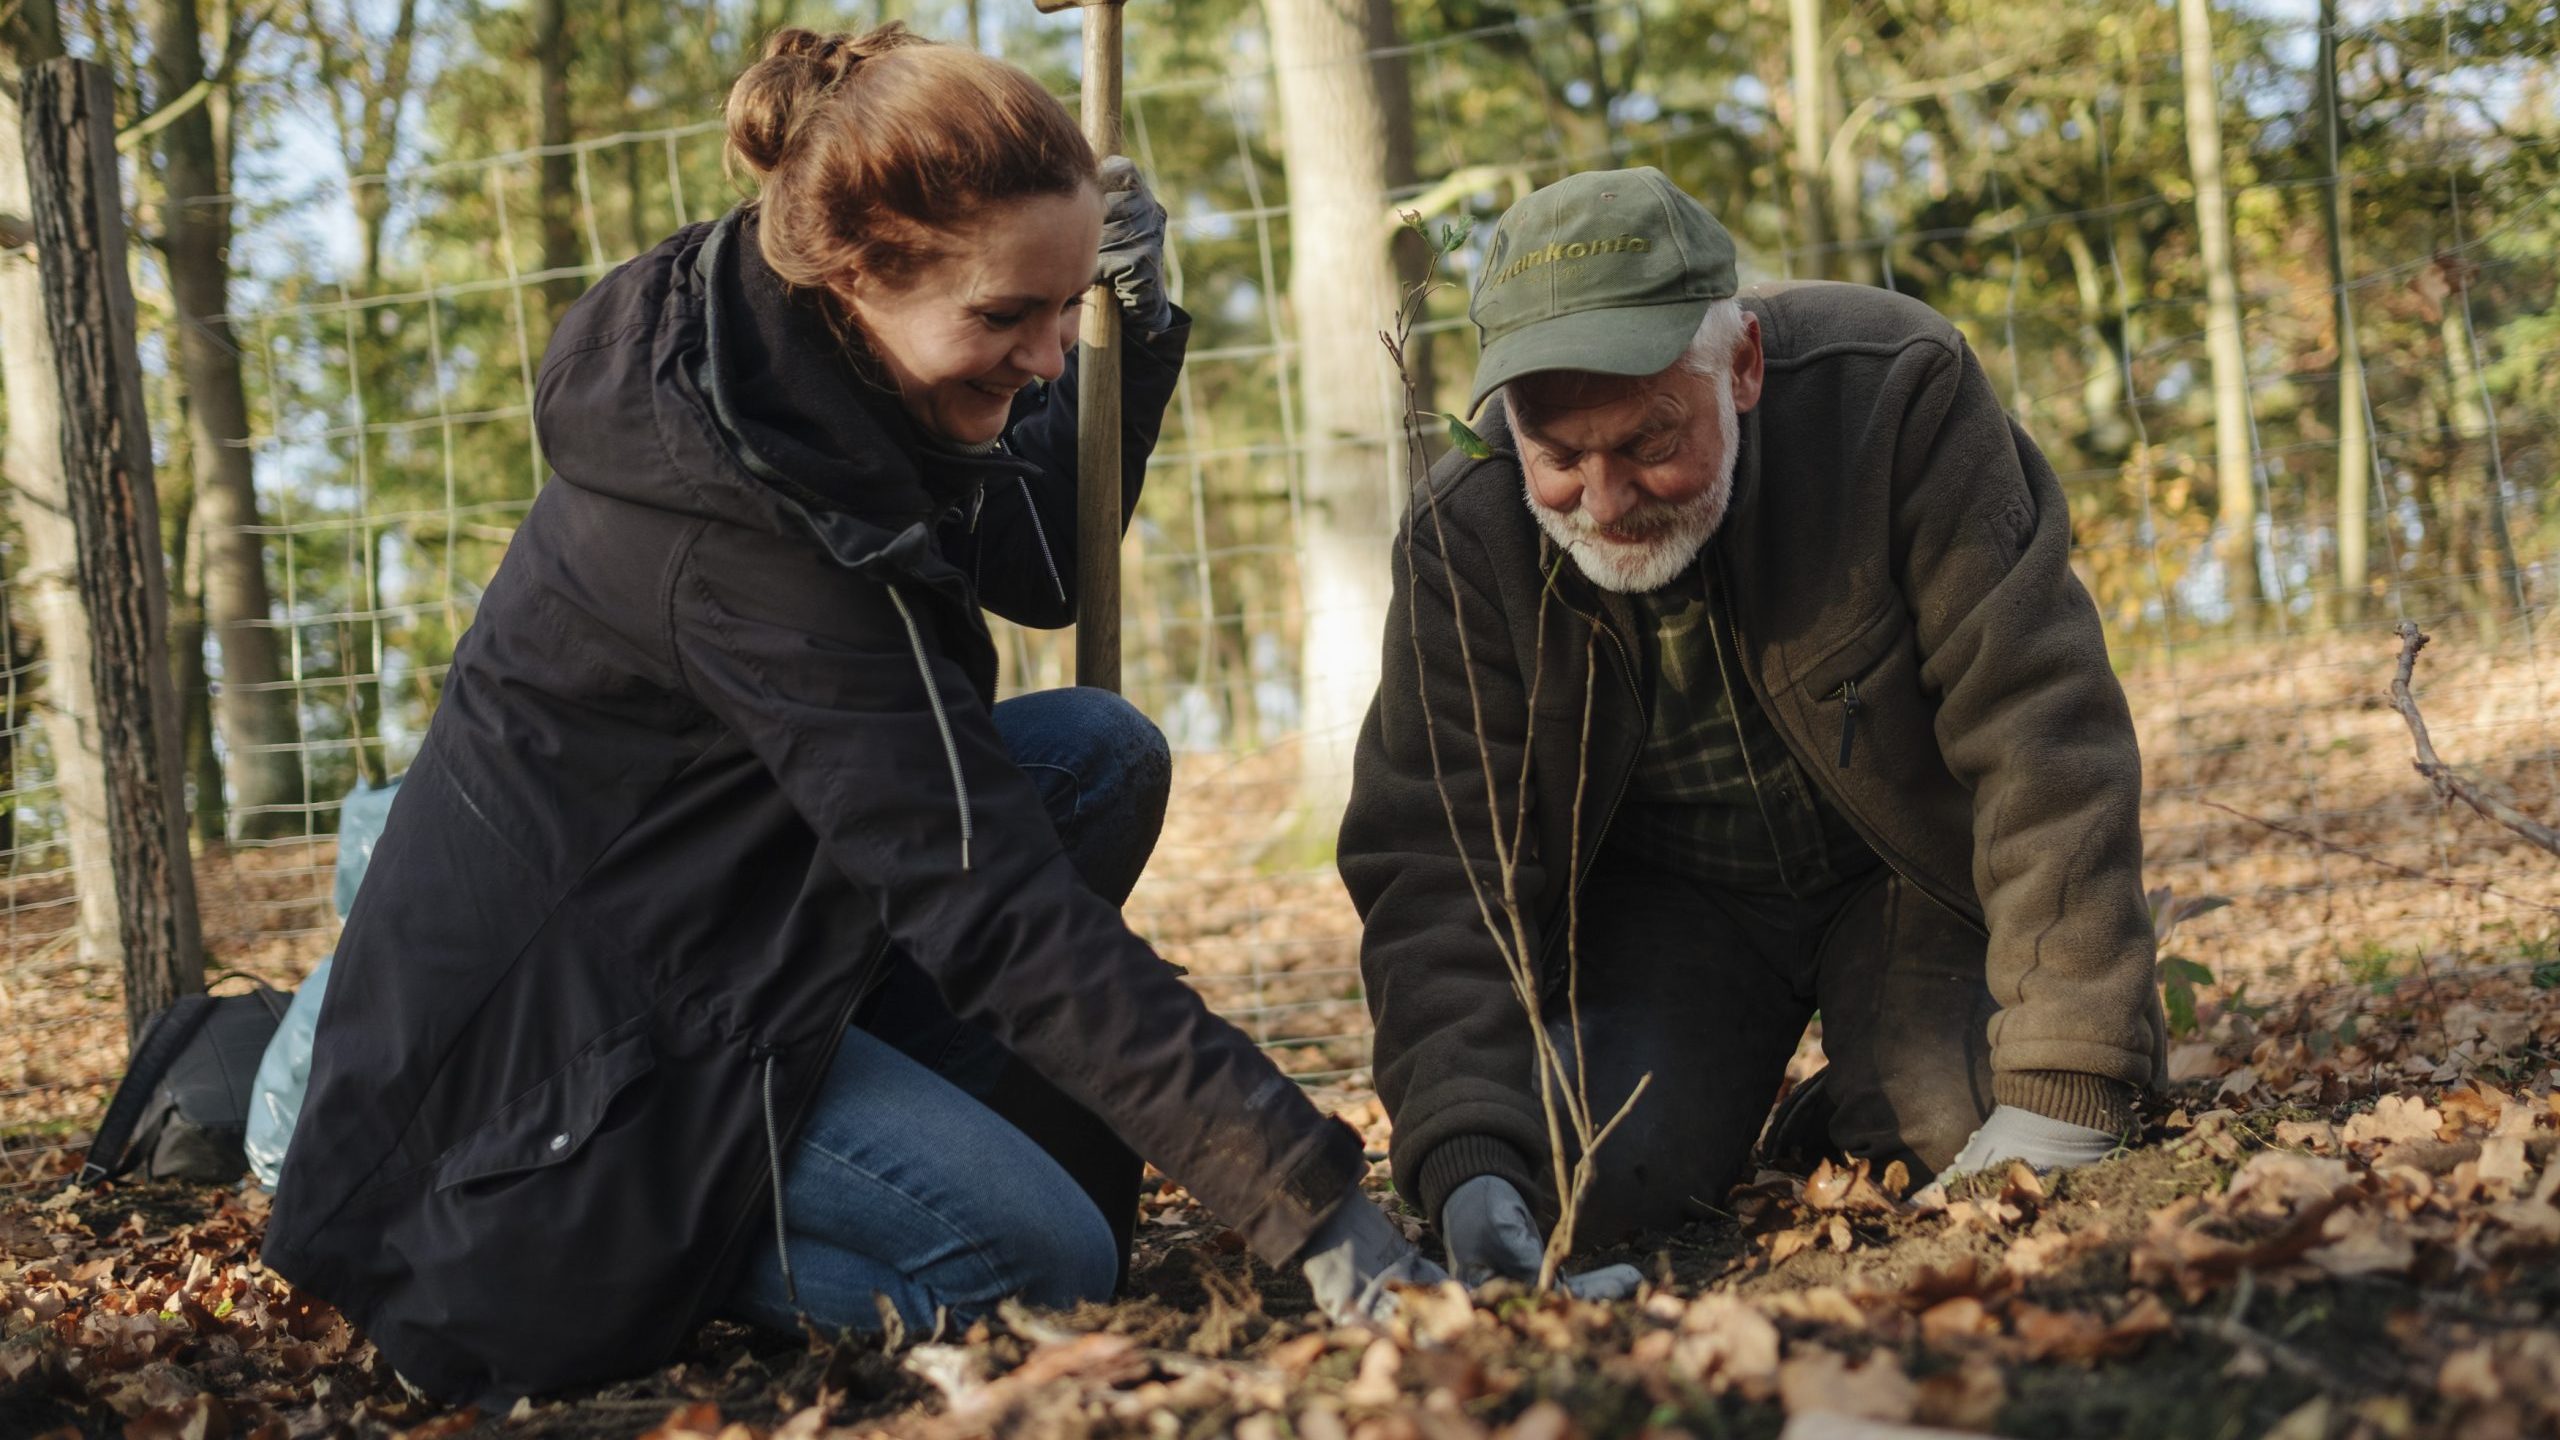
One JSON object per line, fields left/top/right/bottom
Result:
{"left": 1526, "top": 377, "right": 1739, "bottom": 594}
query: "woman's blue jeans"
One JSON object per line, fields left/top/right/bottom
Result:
{"left": 728, "top": 687, "right": 1171, "bottom": 1335}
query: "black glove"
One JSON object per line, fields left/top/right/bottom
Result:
{"left": 1094, "top": 155, "right": 1172, "bottom": 336}
{"left": 1297, "top": 1182, "right": 1449, "bottom": 1324}
{"left": 1441, "top": 1175, "right": 1642, "bottom": 1301}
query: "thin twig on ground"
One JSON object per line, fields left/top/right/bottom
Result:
{"left": 2391, "top": 621, "right": 2560, "bottom": 859}
{"left": 2198, "top": 799, "right": 2560, "bottom": 918}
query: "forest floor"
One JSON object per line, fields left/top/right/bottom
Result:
{"left": 4, "top": 625, "right": 2560, "bottom": 1439}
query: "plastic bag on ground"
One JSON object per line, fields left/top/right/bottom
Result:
{"left": 246, "top": 777, "right": 400, "bottom": 1189}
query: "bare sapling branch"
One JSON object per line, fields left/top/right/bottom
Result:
{"left": 2390, "top": 622, "right": 2560, "bottom": 860}
{"left": 1382, "top": 211, "right": 1649, "bottom": 1294}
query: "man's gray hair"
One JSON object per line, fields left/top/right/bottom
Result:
{"left": 1498, "top": 296, "right": 1750, "bottom": 422}
{"left": 1677, "top": 297, "right": 1751, "bottom": 381}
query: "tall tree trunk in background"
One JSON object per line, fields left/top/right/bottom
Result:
{"left": 1371, "top": 0, "right": 1436, "bottom": 444}
{"left": 172, "top": 517, "right": 223, "bottom": 843}
{"left": 2060, "top": 225, "right": 2132, "bottom": 461}
{"left": 2318, "top": 0, "right": 2370, "bottom": 625}
{"left": 1, "top": 16, "right": 126, "bottom": 971}
{"left": 2177, "top": 0, "right": 2260, "bottom": 632}
{"left": 0, "top": 563, "right": 42, "bottom": 855}
{"left": 1786, "top": 0, "right": 1829, "bottom": 279}
{"left": 614, "top": 0, "right": 650, "bottom": 251}
{"left": 158, "top": 364, "right": 226, "bottom": 840}
{"left": 304, "top": 0, "right": 422, "bottom": 293}
{"left": 2436, "top": 261, "right": 2520, "bottom": 623}
{"left": 533, "top": 0, "right": 580, "bottom": 319}
{"left": 1269, "top": 0, "right": 1401, "bottom": 833}
{"left": 155, "top": 0, "right": 302, "bottom": 838}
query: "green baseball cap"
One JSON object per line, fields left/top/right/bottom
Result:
{"left": 1466, "top": 167, "right": 1737, "bottom": 414}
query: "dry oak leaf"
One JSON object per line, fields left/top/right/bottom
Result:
{"left": 2139, "top": 1178, "right": 2367, "bottom": 1303}
{"left": 2343, "top": 1095, "right": 2444, "bottom": 1149}
{"left": 2481, "top": 1160, "right": 2560, "bottom": 1255}
{"left": 2007, "top": 1295, "right": 2171, "bottom": 1364}
{"left": 1340, "top": 1335, "right": 1404, "bottom": 1407}
{"left": 2224, "top": 1151, "right": 2356, "bottom": 1216}
{"left": 2476, "top": 1137, "right": 2533, "bottom": 1193}
{"left": 1889, "top": 1254, "right": 2011, "bottom": 1309}
{"left": 2438, "top": 1330, "right": 2560, "bottom": 1418}
{"left": 122, "top": 1394, "right": 230, "bottom": 1440}
{"left": 2000, "top": 1226, "right": 2109, "bottom": 1281}
{"left": 1917, "top": 1296, "right": 1997, "bottom": 1348}
{"left": 2166, "top": 1043, "right": 2224, "bottom": 1084}
{"left": 1912, "top": 1353, "right": 2009, "bottom": 1431}
{"left": 1778, "top": 1345, "right": 1917, "bottom": 1423}
{"left": 2305, "top": 1208, "right": 2418, "bottom": 1279}
{"left": 1669, "top": 1295, "right": 1782, "bottom": 1401}
{"left": 1501, "top": 1399, "right": 1580, "bottom": 1440}
{"left": 1767, "top": 1228, "right": 1818, "bottom": 1267}
{"left": 2271, "top": 1119, "right": 2338, "bottom": 1152}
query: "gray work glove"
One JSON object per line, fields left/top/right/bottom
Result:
{"left": 1942, "top": 1104, "right": 2121, "bottom": 1179}
{"left": 1094, "top": 155, "right": 1172, "bottom": 335}
{"left": 1297, "top": 1183, "right": 1450, "bottom": 1325}
{"left": 1441, "top": 1175, "right": 1643, "bottom": 1301}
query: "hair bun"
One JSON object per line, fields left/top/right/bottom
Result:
{"left": 725, "top": 24, "right": 926, "bottom": 177}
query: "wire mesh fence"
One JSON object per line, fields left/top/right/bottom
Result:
{"left": 1, "top": 0, "right": 2555, "bottom": 1165}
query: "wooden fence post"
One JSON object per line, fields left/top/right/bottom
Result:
{"left": 1037, "top": 0, "right": 1127, "bottom": 695}
{"left": 20, "top": 57, "right": 205, "bottom": 1043}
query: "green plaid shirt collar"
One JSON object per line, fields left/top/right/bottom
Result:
{"left": 1606, "top": 558, "right": 1877, "bottom": 897}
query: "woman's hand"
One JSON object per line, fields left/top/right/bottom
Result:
{"left": 1095, "top": 155, "right": 1172, "bottom": 335}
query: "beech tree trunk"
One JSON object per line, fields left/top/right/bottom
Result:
{"left": 1786, "top": 0, "right": 1830, "bottom": 279}
{"left": 22, "top": 58, "right": 207, "bottom": 1041}
{"left": 533, "top": 0, "right": 581, "bottom": 319}
{"left": 1269, "top": 0, "right": 1404, "bottom": 831}
{"left": 2178, "top": 0, "right": 2260, "bottom": 630}
{"left": 154, "top": 0, "right": 301, "bottom": 838}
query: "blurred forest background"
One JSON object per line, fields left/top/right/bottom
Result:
{"left": 0, "top": 0, "right": 2555, "bottom": 1099}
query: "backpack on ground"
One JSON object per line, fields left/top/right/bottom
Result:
{"left": 80, "top": 975, "right": 293, "bottom": 1184}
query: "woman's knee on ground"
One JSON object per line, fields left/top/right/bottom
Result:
{"left": 989, "top": 1188, "right": 1120, "bottom": 1312}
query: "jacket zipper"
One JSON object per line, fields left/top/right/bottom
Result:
{"left": 687, "top": 932, "right": 891, "bottom": 1342}
{"left": 884, "top": 584, "right": 975, "bottom": 871}
{"left": 1015, "top": 476, "right": 1068, "bottom": 608}
{"left": 1835, "top": 680, "right": 1862, "bottom": 769}
{"left": 1708, "top": 570, "right": 1986, "bottom": 937}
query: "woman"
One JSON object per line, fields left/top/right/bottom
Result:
{"left": 262, "top": 26, "right": 1435, "bottom": 1409}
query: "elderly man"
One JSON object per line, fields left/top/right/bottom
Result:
{"left": 1339, "top": 168, "right": 2164, "bottom": 1294}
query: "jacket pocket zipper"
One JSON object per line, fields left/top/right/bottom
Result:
{"left": 1835, "top": 680, "right": 1862, "bottom": 769}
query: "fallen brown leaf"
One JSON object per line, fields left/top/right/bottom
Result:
{"left": 1778, "top": 1346, "right": 1917, "bottom": 1423}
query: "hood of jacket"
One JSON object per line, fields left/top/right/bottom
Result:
{"left": 531, "top": 209, "right": 994, "bottom": 606}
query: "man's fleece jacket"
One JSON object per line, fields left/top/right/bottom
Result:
{"left": 1339, "top": 280, "right": 2166, "bottom": 1225}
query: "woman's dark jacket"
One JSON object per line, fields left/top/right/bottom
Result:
{"left": 260, "top": 212, "right": 1363, "bottom": 1407}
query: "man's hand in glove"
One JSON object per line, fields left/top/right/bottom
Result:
{"left": 1094, "top": 155, "right": 1173, "bottom": 336}
{"left": 1298, "top": 1183, "right": 1449, "bottom": 1325}
{"left": 1941, "top": 1105, "right": 2120, "bottom": 1180}
{"left": 1440, "top": 1176, "right": 1642, "bottom": 1301}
